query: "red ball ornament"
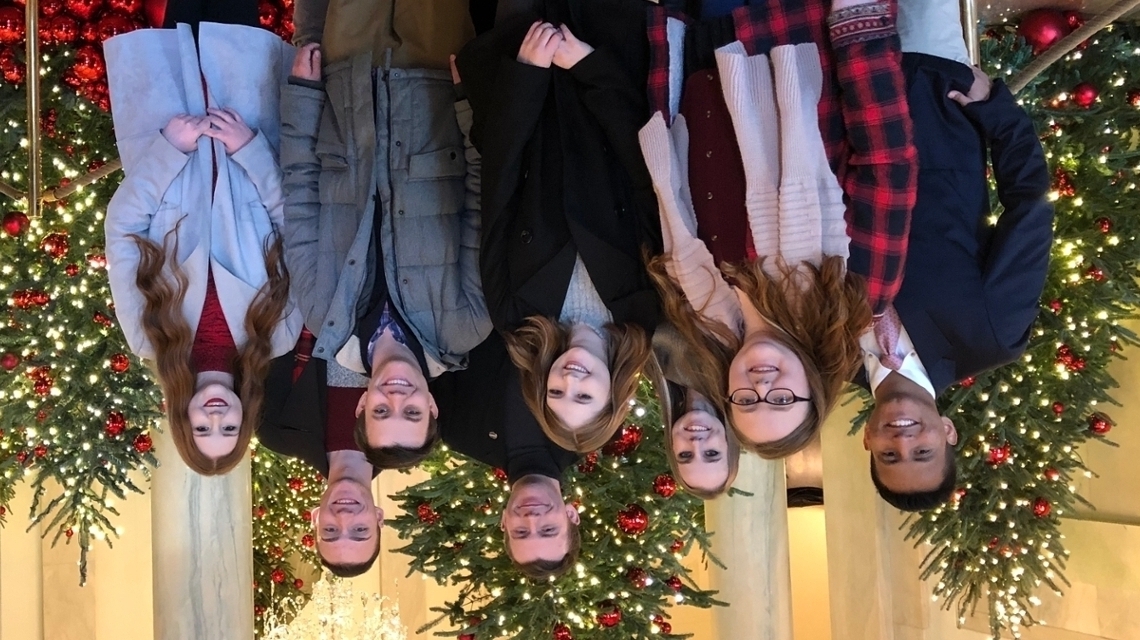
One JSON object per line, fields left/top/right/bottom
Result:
{"left": 105, "top": 411, "right": 126, "bottom": 437}
{"left": 653, "top": 473, "right": 677, "bottom": 498}
{"left": 602, "top": 424, "right": 642, "bottom": 457}
{"left": 96, "top": 12, "right": 137, "bottom": 42}
{"left": 1052, "top": 401, "right": 1065, "bottom": 415}
{"left": 301, "top": 534, "right": 314, "bottom": 548}
{"left": 66, "top": 0, "right": 105, "bottom": 21}
{"left": 1063, "top": 10, "right": 1084, "bottom": 30}
{"left": 33, "top": 444, "right": 48, "bottom": 458}
{"left": 1, "top": 352, "right": 19, "bottom": 370}
{"left": 1128, "top": 89, "right": 1140, "bottom": 108}
{"left": 616, "top": 503, "right": 649, "bottom": 536}
{"left": 270, "top": 568, "right": 286, "bottom": 584}
{"left": 300, "top": 509, "right": 311, "bottom": 521}
{"left": 133, "top": 432, "right": 153, "bottom": 453}
{"left": 670, "top": 538, "right": 684, "bottom": 554}
{"left": 1072, "top": 82, "right": 1099, "bottom": 108}
{"left": 94, "top": 311, "right": 114, "bottom": 327}
{"left": 492, "top": 467, "right": 508, "bottom": 484}
{"left": 0, "top": 7, "right": 26, "bottom": 45}
{"left": 293, "top": 578, "right": 303, "bottom": 589}
{"left": 65, "top": 527, "right": 74, "bottom": 538}
{"left": 595, "top": 601, "right": 621, "bottom": 628}
{"left": 258, "top": 1, "right": 280, "bottom": 29}
{"left": 626, "top": 566, "right": 649, "bottom": 589}
{"left": 79, "top": 20, "right": 97, "bottom": 42}
{"left": 71, "top": 45, "right": 106, "bottom": 81}
{"left": 666, "top": 575, "right": 683, "bottom": 592}
{"left": 1088, "top": 413, "right": 1113, "bottom": 435}
{"left": 552, "top": 623, "right": 573, "bottom": 640}
{"left": 987, "top": 442, "right": 1011, "bottom": 466}
{"left": 1086, "top": 265, "right": 1106, "bottom": 282}
{"left": 577, "top": 451, "right": 598, "bottom": 473}
{"left": 959, "top": 376, "right": 976, "bottom": 388}
{"left": 288, "top": 477, "right": 303, "bottom": 491}
{"left": 270, "top": 545, "right": 284, "bottom": 559}
{"left": 1032, "top": 497, "right": 1052, "bottom": 518}
{"left": 41, "top": 232, "right": 69, "bottom": 259}
{"left": 108, "top": 0, "right": 142, "bottom": 13}
{"left": 3, "top": 211, "right": 28, "bottom": 236}
{"left": 34, "top": 379, "right": 52, "bottom": 396}
{"left": 1049, "top": 299, "right": 1063, "bottom": 314}
{"left": 1017, "top": 9, "right": 1071, "bottom": 54}
{"left": 109, "top": 353, "right": 130, "bottom": 373}
{"left": 950, "top": 487, "right": 967, "bottom": 506}
{"left": 416, "top": 503, "right": 440, "bottom": 525}
{"left": 1044, "top": 468, "right": 1061, "bottom": 482}
{"left": 1095, "top": 217, "right": 1113, "bottom": 234}
{"left": 88, "top": 252, "right": 107, "bottom": 270}
{"left": 2, "top": 57, "right": 24, "bottom": 85}
{"left": 15, "top": 451, "right": 27, "bottom": 463}
{"left": 64, "top": 263, "right": 80, "bottom": 277}
{"left": 41, "top": 0, "right": 65, "bottom": 17}
{"left": 39, "top": 17, "right": 57, "bottom": 45}
{"left": 1052, "top": 168, "right": 1075, "bottom": 197}
{"left": 652, "top": 615, "right": 672, "bottom": 635}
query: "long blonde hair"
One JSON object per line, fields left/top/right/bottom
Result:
{"left": 132, "top": 227, "right": 292, "bottom": 475}
{"left": 506, "top": 316, "right": 652, "bottom": 453}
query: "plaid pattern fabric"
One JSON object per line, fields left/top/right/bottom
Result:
{"left": 646, "top": 7, "right": 689, "bottom": 116}
{"left": 645, "top": 0, "right": 916, "bottom": 315}
{"left": 292, "top": 327, "right": 314, "bottom": 383}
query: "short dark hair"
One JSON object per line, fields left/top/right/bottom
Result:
{"left": 320, "top": 539, "right": 382, "bottom": 578}
{"left": 503, "top": 522, "right": 581, "bottom": 580}
{"left": 353, "top": 410, "right": 440, "bottom": 470}
{"left": 870, "top": 447, "right": 957, "bottom": 512}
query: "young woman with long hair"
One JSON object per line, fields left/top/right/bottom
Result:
{"left": 104, "top": 19, "right": 301, "bottom": 475}
{"left": 457, "top": 5, "right": 662, "bottom": 453}
{"left": 638, "top": 0, "right": 918, "bottom": 460}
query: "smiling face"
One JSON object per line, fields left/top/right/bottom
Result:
{"left": 314, "top": 477, "right": 383, "bottom": 570}
{"left": 501, "top": 475, "right": 580, "bottom": 565}
{"left": 187, "top": 382, "right": 243, "bottom": 459}
{"left": 358, "top": 359, "right": 438, "bottom": 449}
{"left": 727, "top": 334, "right": 811, "bottom": 446}
{"left": 546, "top": 346, "right": 611, "bottom": 430}
{"left": 670, "top": 409, "right": 730, "bottom": 493}
{"left": 864, "top": 387, "right": 958, "bottom": 494}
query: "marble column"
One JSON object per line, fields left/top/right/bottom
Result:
{"left": 706, "top": 455, "right": 793, "bottom": 640}
{"left": 151, "top": 423, "right": 253, "bottom": 640}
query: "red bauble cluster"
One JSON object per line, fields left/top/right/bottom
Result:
{"left": 492, "top": 467, "right": 508, "bottom": 484}
{"left": 626, "top": 566, "right": 649, "bottom": 589}
{"left": 576, "top": 451, "right": 598, "bottom": 473}
{"left": 258, "top": 0, "right": 294, "bottom": 41}
{"left": 652, "top": 615, "right": 672, "bottom": 635}
{"left": 133, "top": 432, "right": 152, "bottom": 453}
{"left": 653, "top": 473, "right": 677, "bottom": 498}
{"left": 1032, "top": 497, "right": 1052, "bottom": 518}
{"left": 1128, "top": 89, "right": 1140, "bottom": 108}
{"left": 26, "top": 364, "right": 54, "bottom": 396}
{"left": 416, "top": 502, "right": 440, "bottom": 525}
{"left": 1017, "top": 9, "right": 1072, "bottom": 54}
{"left": 602, "top": 424, "right": 642, "bottom": 457}
{"left": 3, "top": 210, "right": 28, "bottom": 236}
{"left": 1052, "top": 168, "right": 1075, "bottom": 197}
{"left": 595, "top": 600, "right": 621, "bottom": 628}
{"left": 1055, "top": 344, "right": 1086, "bottom": 372}
{"left": 616, "top": 503, "right": 648, "bottom": 536}
{"left": 1088, "top": 413, "right": 1113, "bottom": 435}
{"left": 301, "top": 533, "right": 314, "bottom": 548}
{"left": 987, "top": 442, "right": 1011, "bottom": 466}
{"left": 109, "top": 352, "right": 130, "bottom": 373}
{"left": 40, "top": 232, "right": 69, "bottom": 259}
{"left": 0, "top": 7, "right": 25, "bottom": 45}
{"left": 93, "top": 310, "right": 114, "bottom": 327}
{"left": 959, "top": 376, "right": 975, "bottom": 388}
{"left": 13, "top": 289, "right": 50, "bottom": 309}
{"left": 552, "top": 623, "right": 573, "bottom": 640}
{"left": 287, "top": 477, "right": 303, "bottom": 491}
{"left": 104, "top": 410, "right": 126, "bottom": 437}
{"left": 88, "top": 251, "right": 107, "bottom": 269}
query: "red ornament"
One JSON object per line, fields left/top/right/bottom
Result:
{"left": 1032, "top": 497, "right": 1052, "bottom": 518}
{"left": 616, "top": 503, "right": 649, "bottom": 536}
{"left": 41, "top": 0, "right": 65, "bottom": 17}
{"left": 79, "top": 20, "right": 97, "bottom": 42}
{"left": 133, "top": 432, "right": 153, "bottom": 453}
{"left": 15, "top": 451, "right": 27, "bottom": 463}
{"left": 0, "top": 352, "right": 19, "bottom": 370}
{"left": 270, "top": 568, "right": 286, "bottom": 584}
{"left": 1017, "top": 9, "right": 1071, "bottom": 54}
{"left": 626, "top": 566, "right": 649, "bottom": 589}
{"left": 1128, "top": 89, "right": 1140, "bottom": 108}
{"left": 258, "top": 1, "right": 280, "bottom": 29}
{"left": 577, "top": 451, "right": 598, "bottom": 473}
{"left": 105, "top": 411, "right": 126, "bottom": 437}
{"left": 602, "top": 424, "right": 642, "bottom": 457}
{"left": 1049, "top": 299, "right": 1063, "bottom": 314}
{"left": 71, "top": 45, "right": 106, "bottom": 81}
{"left": 652, "top": 615, "right": 672, "bottom": 635}
{"left": 1044, "top": 468, "right": 1061, "bottom": 482}
{"left": 33, "top": 444, "right": 48, "bottom": 458}
{"left": 492, "top": 467, "right": 508, "bottom": 484}
{"left": 40, "top": 232, "right": 69, "bottom": 259}
{"left": 1095, "top": 217, "right": 1113, "bottom": 234}
{"left": 288, "top": 477, "right": 303, "bottom": 491}
{"left": 1072, "top": 82, "right": 1098, "bottom": 108}
{"left": 959, "top": 376, "right": 976, "bottom": 389}
{"left": 301, "top": 534, "right": 314, "bottom": 548}
{"left": 1063, "top": 10, "right": 1084, "bottom": 30}
{"left": 108, "top": 0, "right": 142, "bottom": 13}
{"left": 254, "top": 606, "right": 265, "bottom": 617}
{"left": 951, "top": 488, "right": 967, "bottom": 505}
{"left": 34, "top": 379, "right": 52, "bottom": 396}
{"left": 88, "top": 252, "right": 107, "bottom": 270}
{"left": 987, "top": 442, "right": 1011, "bottom": 466}
{"left": 1088, "top": 413, "right": 1113, "bottom": 435}
{"left": 1052, "top": 168, "right": 1075, "bottom": 197}
{"left": 669, "top": 538, "right": 684, "bottom": 554}
{"left": 1086, "top": 265, "right": 1106, "bottom": 282}
{"left": 300, "top": 509, "right": 311, "bottom": 522}
{"left": 1052, "top": 401, "right": 1065, "bottom": 415}
{"left": 458, "top": 617, "right": 481, "bottom": 640}
{"left": 65, "top": 263, "right": 80, "bottom": 277}
{"left": 270, "top": 545, "right": 284, "bottom": 559}
{"left": 416, "top": 503, "right": 440, "bottom": 525}
{"left": 0, "top": 7, "right": 26, "bottom": 45}
{"left": 94, "top": 311, "right": 114, "bottom": 327}
{"left": 552, "top": 623, "right": 573, "bottom": 640}
{"left": 65, "top": 527, "right": 74, "bottom": 538}
{"left": 595, "top": 601, "right": 621, "bottom": 628}
{"left": 254, "top": 505, "right": 267, "bottom": 519}
{"left": 109, "top": 353, "right": 130, "bottom": 373}
{"left": 653, "top": 473, "right": 677, "bottom": 498}
{"left": 1, "top": 57, "right": 24, "bottom": 84}
{"left": 3, "top": 211, "right": 28, "bottom": 236}
{"left": 665, "top": 575, "right": 683, "bottom": 592}
{"left": 293, "top": 578, "right": 303, "bottom": 589}
{"left": 66, "top": 0, "right": 105, "bottom": 21}
{"left": 96, "top": 12, "right": 137, "bottom": 42}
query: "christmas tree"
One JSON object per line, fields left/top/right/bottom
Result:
{"left": 849, "top": 16, "right": 1140, "bottom": 638}
{"left": 389, "top": 380, "right": 724, "bottom": 640}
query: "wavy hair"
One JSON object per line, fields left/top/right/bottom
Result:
{"left": 658, "top": 378, "right": 741, "bottom": 499}
{"left": 506, "top": 316, "right": 652, "bottom": 453}
{"left": 133, "top": 227, "right": 292, "bottom": 475}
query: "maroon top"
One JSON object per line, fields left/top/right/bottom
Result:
{"left": 325, "top": 386, "right": 363, "bottom": 453}
{"left": 191, "top": 269, "right": 237, "bottom": 373}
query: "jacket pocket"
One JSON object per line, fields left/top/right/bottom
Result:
{"left": 408, "top": 147, "right": 465, "bottom": 181}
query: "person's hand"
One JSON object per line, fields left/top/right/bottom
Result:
{"left": 292, "top": 43, "right": 322, "bottom": 82}
{"left": 449, "top": 54, "right": 461, "bottom": 85}
{"left": 204, "top": 108, "right": 255, "bottom": 155}
{"left": 517, "top": 21, "right": 562, "bottom": 68}
{"left": 552, "top": 24, "right": 594, "bottom": 70}
{"left": 162, "top": 114, "right": 209, "bottom": 153}
{"left": 948, "top": 66, "right": 994, "bottom": 107}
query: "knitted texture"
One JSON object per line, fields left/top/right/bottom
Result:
{"left": 559, "top": 255, "right": 614, "bottom": 331}
{"left": 327, "top": 358, "right": 368, "bottom": 388}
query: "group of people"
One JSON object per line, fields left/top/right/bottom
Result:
{"left": 103, "top": 0, "right": 1052, "bottom": 581}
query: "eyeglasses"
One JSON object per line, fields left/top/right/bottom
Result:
{"left": 727, "top": 388, "right": 812, "bottom": 407}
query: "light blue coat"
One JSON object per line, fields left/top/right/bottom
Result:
{"left": 104, "top": 23, "right": 302, "bottom": 360}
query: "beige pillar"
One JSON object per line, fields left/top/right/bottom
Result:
{"left": 706, "top": 455, "right": 793, "bottom": 640}
{"left": 0, "top": 483, "right": 43, "bottom": 640}
{"left": 151, "top": 424, "right": 252, "bottom": 640}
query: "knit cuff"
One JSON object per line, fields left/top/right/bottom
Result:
{"left": 828, "top": 2, "right": 896, "bottom": 49}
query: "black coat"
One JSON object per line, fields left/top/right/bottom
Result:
{"left": 455, "top": 0, "right": 662, "bottom": 333}
{"left": 868, "top": 54, "right": 1053, "bottom": 394}
{"left": 431, "top": 331, "right": 578, "bottom": 482}
{"left": 256, "top": 352, "right": 331, "bottom": 476}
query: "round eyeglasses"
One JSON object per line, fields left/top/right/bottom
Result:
{"left": 727, "top": 388, "right": 811, "bottom": 407}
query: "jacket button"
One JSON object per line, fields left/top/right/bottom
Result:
{"left": 402, "top": 278, "right": 409, "bottom": 284}
{"left": 706, "top": 192, "right": 714, "bottom": 200}
{"left": 450, "top": 151, "right": 457, "bottom": 160}
{"left": 317, "top": 347, "right": 324, "bottom": 353}
{"left": 521, "top": 230, "right": 532, "bottom": 244}
{"left": 348, "top": 259, "right": 356, "bottom": 265}
{"left": 488, "top": 431, "right": 498, "bottom": 439}
{"left": 395, "top": 141, "right": 402, "bottom": 147}
{"left": 327, "top": 320, "right": 335, "bottom": 326}
{"left": 398, "top": 210, "right": 404, "bottom": 216}
{"left": 706, "top": 150, "right": 713, "bottom": 158}
{"left": 711, "top": 235, "right": 718, "bottom": 241}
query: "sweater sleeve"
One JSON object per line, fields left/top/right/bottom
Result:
{"left": 829, "top": 2, "right": 917, "bottom": 315}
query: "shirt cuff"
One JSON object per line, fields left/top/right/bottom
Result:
{"left": 828, "top": 2, "right": 896, "bottom": 49}
{"left": 288, "top": 75, "right": 324, "bottom": 91}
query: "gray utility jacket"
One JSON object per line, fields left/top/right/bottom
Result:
{"left": 280, "top": 52, "right": 492, "bottom": 376}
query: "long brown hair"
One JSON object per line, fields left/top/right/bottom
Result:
{"left": 505, "top": 316, "right": 652, "bottom": 453}
{"left": 723, "top": 256, "right": 871, "bottom": 458}
{"left": 133, "top": 227, "right": 292, "bottom": 475}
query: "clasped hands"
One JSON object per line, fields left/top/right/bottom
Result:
{"left": 161, "top": 108, "right": 255, "bottom": 155}
{"left": 517, "top": 21, "right": 593, "bottom": 69}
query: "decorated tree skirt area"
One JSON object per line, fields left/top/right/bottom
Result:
{"left": 0, "top": 3, "right": 1138, "bottom": 639}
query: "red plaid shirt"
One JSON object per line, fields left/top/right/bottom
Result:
{"left": 646, "top": 0, "right": 916, "bottom": 315}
